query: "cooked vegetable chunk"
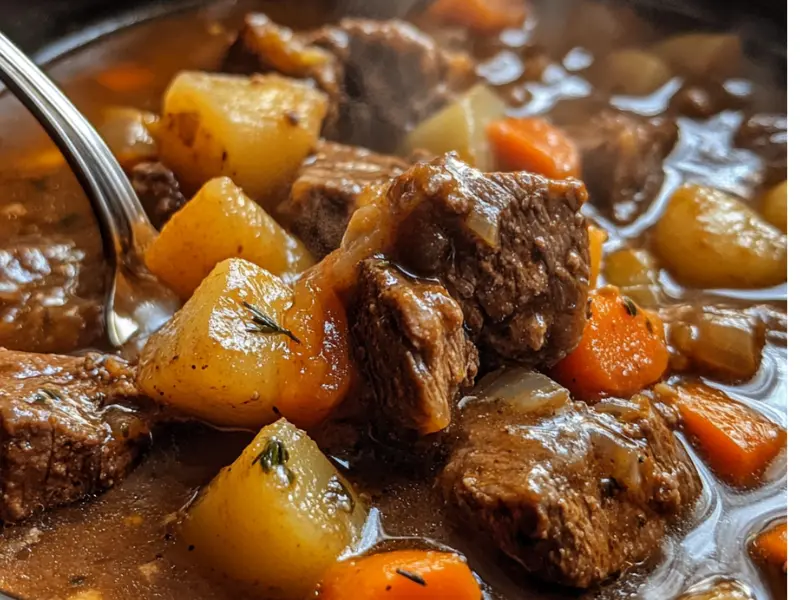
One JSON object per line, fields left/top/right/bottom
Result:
{"left": 401, "top": 84, "right": 505, "bottom": 170}
{"left": 137, "top": 258, "right": 352, "bottom": 429}
{"left": 654, "top": 184, "right": 787, "bottom": 289}
{"left": 588, "top": 224, "right": 607, "bottom": 288}
{"left": 158, "top": 72, "right": 327, "bottom": 204}
{"left": 595, "top": 49, "right": 672, "bottom": 95}
{"left": 316, "top": 550, "right": 482, "bottom": 599}
{"left": 551, "top": 287, "right": 668, "bottom": 399}
{"left": 426, "top": 0, "right": 528, "bottom": 34}
{"left": 653, "top": 33, "right": 741, "bottom": 79}
{"left": 761, "top": 180, "right": 787, "bottom": 233}
{"left": 487, "top": 117, "right": 581, "bottom": 179}
{"left": 182, "top": 419, "right": 366, "bottom": 598}
{"left": 664, "top": 383, "right": 786, "bottom": 487}
{"left": 144, "top": 177, "right": 314, "bottom": 299}
{"left": 751, "top": 522, "right": 787, "bottom": 571}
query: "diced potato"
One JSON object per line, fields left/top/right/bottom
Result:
{"left": 653, "top": 33, "right": 741, "bottom": 79}
{"left": 604, "top": 248, "right": 662, "bottom": 307}
{"left": 654, "top": 184, "right": 787, "bottom": 289}
{"left": 144, "top": 177, "right": 314, "bottom": 300}
{"left": 137, "top": 258, "right": 352, "bottom": 429}
{"left": 761, "top": 180, "right": 787, "bottom": 233}
{"left": 596, "top": 49, "right": 672, "bottom": 95}
{"left": 401, "top": 84, "right": 506, "bottom": 170}
{"left": 677, "top": 578, "right": 755, "bottom": 600}
{"left": 158, "top": 72, "right": 327, "bottom": 205}
{"left": 182, "top": 419, "right": 366, "bottom": 598}
{"left": 97, "top": 107, "right": 159, "bottom": 170}
{"left": 138, "top": 258, "right": 294, "bottom": 428}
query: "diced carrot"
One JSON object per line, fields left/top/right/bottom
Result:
{"left": 315, "top": 550, "right": 482, "bottom": 600}
{"left": 751, "top": 522, "right": 787, "bottom": 571}
{"left": 96, "top": 63, "right": 155, "bottom": 93}
{"left": 588, "top": 224, "right": 608, "bottom": 288}
{"left": 672, "top": 383, "right": 786, "bottom": 487}
{"left": 486, "top": 117, "right": 581, "bottom": 179}
{"left": 550, "top": 287, "right": 668, "bottom": 399}
{"left": 426, "top": 0, "right": 528, "bottom": 34}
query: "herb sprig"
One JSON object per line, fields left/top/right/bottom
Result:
{"left": 253, "top": 439, "right": 295, "bottom": 487}
{"left": 242, "top": 301, "right": 301, "bottom": 344}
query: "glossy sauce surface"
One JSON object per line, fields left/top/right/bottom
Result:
{"left": 0, "top": 2, "right": 786, "bottom": 599}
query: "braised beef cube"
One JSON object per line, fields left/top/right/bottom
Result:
{"left": 309, "top": 19, "right": 475, "bottom": 151}
{"left": 566, "top": 110, "right": 677, "bottom": 224}
{"left": 734, "top": 113, "right": 787, "bottom": 185}
{"left": 383, "top": 154, "right": 590, "bottom": 367}
{"left": 350, "top": 258, "right": 478, "bottom": 438}
{"left": 130, "top": 161, "right": 186, "bottom": 229}
{"left": 441, "top": 394, "right": 701, "bottom": 588}
{"left": 0, "top": 349, "right": 153, "bottom": 522}
{"left": 669, "top": 80, "right": 742, "bottom": 119}
{"left": 0, "top": 238, "right": 104, "bottom": 354}
{"left": 278, "top": 141, "right": 409, "bottom": 259}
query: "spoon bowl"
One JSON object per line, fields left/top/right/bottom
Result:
{"left": 0, "top": 30, "right": 178, "bottom": 351}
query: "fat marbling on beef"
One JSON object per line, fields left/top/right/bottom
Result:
{"left": 0, "top": 349, "right": 152, "bottom": 522}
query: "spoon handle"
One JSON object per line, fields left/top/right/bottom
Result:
{"left": 0, "top": 31, "right": 155, "bottom": 264}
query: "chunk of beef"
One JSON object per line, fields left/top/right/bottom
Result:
{"left": 734, "top": 113, "right": 787, "bottom": 185}
{"left": 278, "top": 141, "right": 409, "bottom": 259}
{"left": 308, "top": 19, "right": 475, "bottom": 151}
{"left": 0, "top": 349, "right": 152, "bottom": 522}
{"left": 371, "top": 153, "right": 590, "bottom": 367}
{"left": 0, "top": 238, "right": 104, "bottom": 354}
{"left": 565, "top": 110, "right": 678, "bottom": 224}
{"left": 441, "top": 392, "right": 702, "bottom": 588}
{"left": 350, "top": 258, "right": 478, "bottom": 438}
{"left": 130, "top": 161, "right": 187, "bottom": 230}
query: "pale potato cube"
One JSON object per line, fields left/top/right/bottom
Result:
{"left": 401, "top": 84, "right": 506, "bottom": 170}
{"left": 158, "top": 71, "right": 327, "bottom": 204}
{"left": 653, "top": 33, "right": 741, "bottom": 79}
{"left": 596, "top": 49, "right": 672, "bottom": 95}
{"left": 654, "top": 184, "right": 787, "bottom": 289}
{"left": 182, "top": 419, "right": 366, "bottom": 598}
{"left": 137, "top": 258, "right": 295, "bottom": 428}
{"left": 761, "top": 180, "right": 787, "bottom": 233}
{"left": 144, "top": 177, "right": 314, "bottom": 300}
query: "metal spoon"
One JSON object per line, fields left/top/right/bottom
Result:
{"left": 0, "top": 31, "right": 178, "bottom": 350}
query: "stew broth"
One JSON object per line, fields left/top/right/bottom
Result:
{"left": 0, "top": 1, "right": 786, "bottom": 599}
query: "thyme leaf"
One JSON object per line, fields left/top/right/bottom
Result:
{"left": 396, "top": 569, "right": 426, "bottom": 586}
{"left": 621, "top": 296, "right": 638, "bottom": 317}
{"left": 253, "top": 439, "right": 295, "bottom": 487}
{"left": 242, "top": 301, "right": 301, "bottom": 344}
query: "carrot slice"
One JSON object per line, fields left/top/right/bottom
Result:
{"left": 672, "top": 383, "right": 785, "bottom": 487}
{"left": 486, "top": 117, "right": 581, "bottom": 179}
{"left": 550, "top": 287, "right": 668, "bottom": 399}
{"left": 588, "top": 224, "right": 608, "bottom": 288}
{"left": 315, "top": 550, "right": 482, "bottom": 600}
{"left": 96, "top": 63, "right": 155, "bottom": 93}
{"left": 751, "top": 522, "right": 787, "bottom": 571}
{"left": 426, "top": 0, "right": 528, "bottom": 34}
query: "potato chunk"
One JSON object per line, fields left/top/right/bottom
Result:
{"left": 137, "top": 258, "right": 352, "bottom": 429}
{"left": 158, "top": 72, "right": 327, "bottom": 204}
{"left": 761, "top": 180, "right": 787, "bottom": 233}
{"left": 182, "top": 419, "right": 366, "bottom": 598}
{"left": 144, "top": 177, "right": 314, "bottom": 299}
{"left": 654, "top": 184, "right": 787, "bottom": 289}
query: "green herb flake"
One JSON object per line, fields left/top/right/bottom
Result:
{"left": 253, "top": 438, "right": 295, "bottom": 487}
{"left": 396, "top": 569, "right": 426, "bottom": 586}
{"left": 242, "top": 301, "right": 301, "bottom": 344}
{"left": 622, "top": 296, "right": 638, "bottom": 317}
